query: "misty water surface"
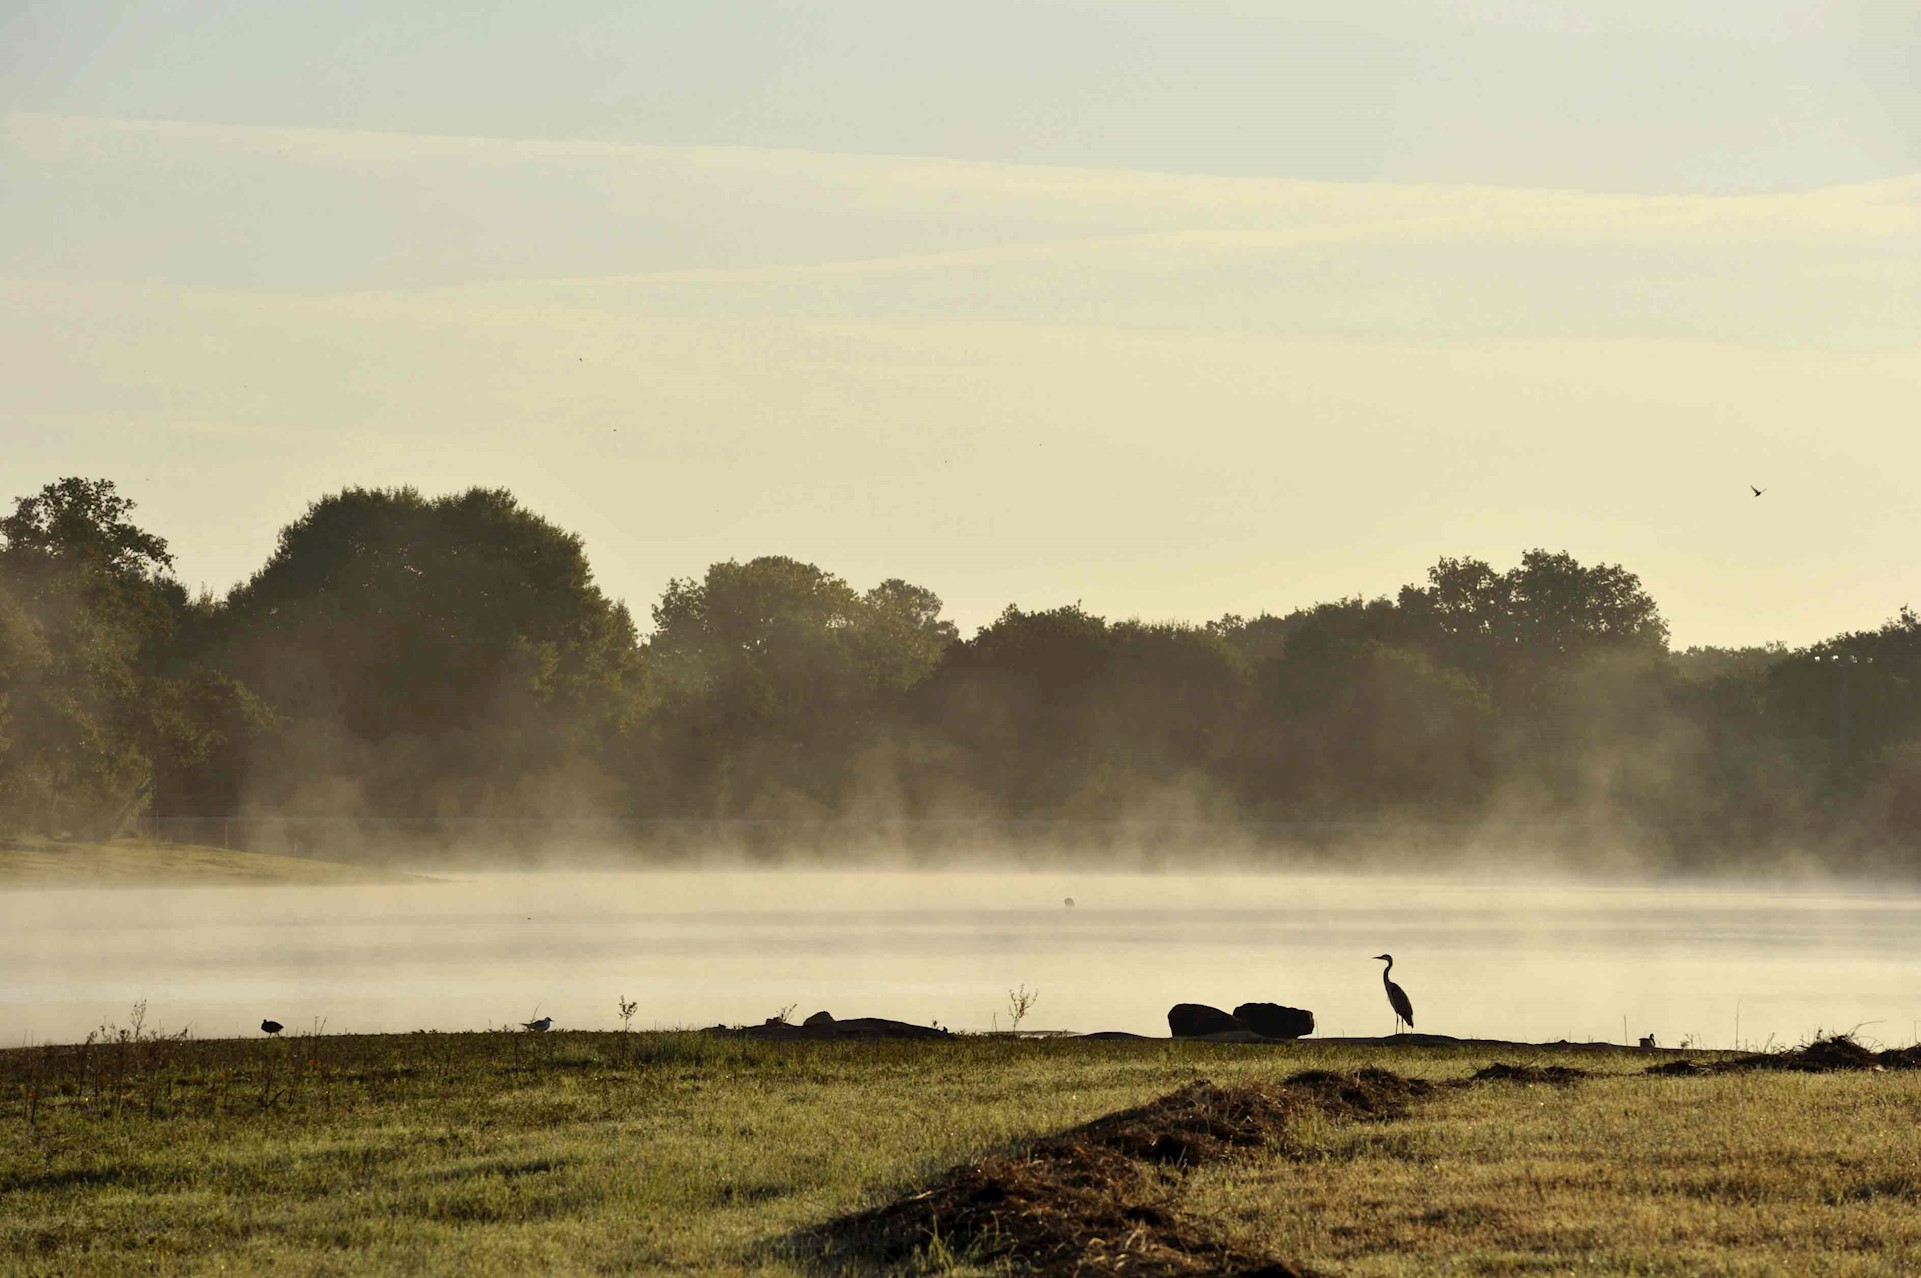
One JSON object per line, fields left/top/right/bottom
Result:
{"left": 3, "top": 871, "right": 1916, "bottom": 1049}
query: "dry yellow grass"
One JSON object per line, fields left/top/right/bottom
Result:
{"left": 1190, "top": 1068, "right": 1921, "bottom": 1276}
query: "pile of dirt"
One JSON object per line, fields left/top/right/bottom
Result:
{"left": 1645, "top": 1035, "right": 1921, "bottom": 1077}
{"left": 1069, "top": 1068, "right": 1428, "bottom": 1169}
{"left": 814, "top": 1142, "right": 1283, "bottom": 1276}
{"left": 1743, "top": 1035, "right": 1882, "bottom": 1071}
{"left": 804, "top": 1071, "right": 1425, "bottom": 1276}
{"left": 1470, "top": 1062, "right": 1589, "bottom": 1085}
{"left": 1645, "top": 1059, "right": 1707, "bottom": 1077}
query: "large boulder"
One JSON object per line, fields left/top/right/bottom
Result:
{"left": 1233, "top": 1003, "right": 1315, "bottom": 1039}
{"left": 1168, "top": 1003, "right": 1244, "bottom": 1038}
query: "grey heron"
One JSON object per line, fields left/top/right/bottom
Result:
{"left": 1373, "top": 954, "right": 1415, "bottom": 1034}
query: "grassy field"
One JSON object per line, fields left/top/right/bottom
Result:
{"left": 0, "top": 839, "right": 414, "bottom": 886}
{"left": 1, "top": 1025, "right": 1917, "bottom": 1276}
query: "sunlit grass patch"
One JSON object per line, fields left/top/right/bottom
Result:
{"left": 1187, "top": 1069, "right": 1921, "bottom": 1276}
{"left": 2, "top": 1029, "right": 1914, "bottom": 1275}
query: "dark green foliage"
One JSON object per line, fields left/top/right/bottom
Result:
{"left": 918, "top": 607, "right": 1251, "bottom": 815}
{"left": 10, "top": 473, "right": 1921, "bottom": 864}
{"left": 215, "top": 487, "right": 646, "bottom": 817}
{"left": 0, "top": 480, "right": 266, "bottom": 837}
{"left": 642, "top": 557, "right": 955, "bottom": 813}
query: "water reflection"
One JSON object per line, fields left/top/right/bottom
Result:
{"left": 2, "top": 871, "right": 1915, "bottom": 1048}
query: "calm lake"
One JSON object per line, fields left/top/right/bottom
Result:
{"left": 3, "top": 871, "right": 1916, "bottom": 1049}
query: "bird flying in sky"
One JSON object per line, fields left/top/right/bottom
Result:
{"left": 1751, "top": 485, "right": 1766, "bottom": 497}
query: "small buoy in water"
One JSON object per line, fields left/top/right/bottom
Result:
{"left": 261, "top": 1020, "right": 283, "bottom": 1036}
{"left": 1063, "top": 897, "right": 1075, "bottom": 908}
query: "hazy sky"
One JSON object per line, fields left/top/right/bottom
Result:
{"left": 3, "top": 1, "right": 1919, "bottom": 646}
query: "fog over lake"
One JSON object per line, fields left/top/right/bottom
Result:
{"left": 4, "top": 870, "right": 1916, "bottom": 1049}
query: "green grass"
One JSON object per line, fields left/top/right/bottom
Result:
{"left": 1, "top": 1027, "right": 1915, "bottom": 1276}
{"left": 0, "top": 839, "right": 413, "bottom": 886}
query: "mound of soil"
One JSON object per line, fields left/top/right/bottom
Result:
{"left": 1645, "top": 1059, "right": 1707, "bottom": 1077}
{"left": 1742, "top": 1035, "right": 1882, "bottom": 1071}
{"left": 1471, "top": 1062, "right": 1589, "bottom": 1085}
{"left": 1079, "top": 1068, "right": 1426, "bottom": 1167}
{"left": 805, "top": 1071, "right": 1424, "bottom": 1275}
{"left": 819, "top": 1142, "right": 1276, "bottom": 1276}
{"left": 1645, "top": 1035, "right": 1921, "bottom": 1076}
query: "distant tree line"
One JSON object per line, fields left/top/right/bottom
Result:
{"left": 3, "top": 477, "right": 1919, "bottom": 866}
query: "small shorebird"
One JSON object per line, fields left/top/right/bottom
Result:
{"left": 260, "top": 1020, "right": 283, "bottom": 1036}
{"left": 523, "top": 1016, "right": 553, "bottom": 1032}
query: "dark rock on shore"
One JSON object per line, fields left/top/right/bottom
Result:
{"left": 1167, "top": 1003, "right": 1244, "bottom": 1038}
{"left": 724, "top": 1015, "right": 950, "bottom": 1041}
{"left": 1233, "top": 1003, "right": 1315, "bottom": 1040}
{"left": 833, "top": 1017, "right": 949, "bottom": 1040}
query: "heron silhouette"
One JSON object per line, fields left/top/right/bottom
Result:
{"left": 260, "top": 1020, "right": 283, "bottom": 1036}
{"left": 1373, "top": 955, "right": 1415, "bottom": 1034}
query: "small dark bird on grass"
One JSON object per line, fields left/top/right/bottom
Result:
{"left": 1751, "top": 485, "right": 1766, "bottom": 497}
{"left": 1373, "top": 954, "right": 1415, "bottom": 1034}
{"left": 523, "top": 1016, "right": 553, "bottom": 1032}
{"left": 261, "top": 1020, "right": 283, "bottom": 1036}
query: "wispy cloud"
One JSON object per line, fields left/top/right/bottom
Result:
{"left": 9, "top": 110, "right": 1917, "bottom": 299}
{"left": 487, "top": 188, "right": 1921, "bottom": 292}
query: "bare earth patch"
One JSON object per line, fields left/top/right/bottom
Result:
{"left": 804, "top": 1069, "right": 1428, "bottom": 1276}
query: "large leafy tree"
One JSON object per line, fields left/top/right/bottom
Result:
{"left": 643, "top": 557, "right": 956, "bottom": 814}
{"left": 1762, "top": 608, "right": 1921, "bottom": 803}
{"left": 915, "top": 603, "right": 1116, "bottom": 814}
{"left": 1240, "top": 598, "right": 1489, "bottom": 814}
{"left": 915, "top": 606, "right": 1252, "bottom": 816}
{"left": 218, "top": 487, "right": 645, "bottom": 816}
{"left": 0, "top": 479, "right": 263, "bottom": 837}
{"left": 1399, "top": 550, "right": 1667, "bottom": 684}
